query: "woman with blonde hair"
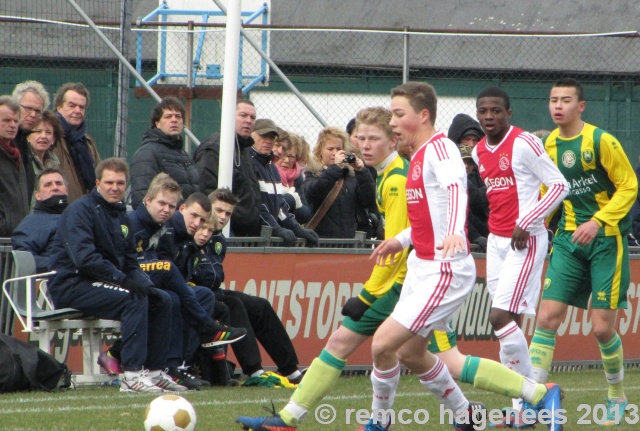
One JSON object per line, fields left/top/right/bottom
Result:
{"left": 274, "top": 130, "right": 312, "bottom": 224}
{"left": 303, "top": 127, "right": 376, "bottom": 238}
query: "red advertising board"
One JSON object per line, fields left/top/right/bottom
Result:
{"left": 222, "top": 252, "right": 640, "bottom": 367}
{"left": 25, "top": 252, "right": 640, "bottom": 372}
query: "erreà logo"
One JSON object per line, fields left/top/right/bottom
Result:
{"left": 121, "top": 225, "right": 128, "bottom": 238}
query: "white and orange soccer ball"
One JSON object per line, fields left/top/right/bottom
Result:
{"left": 144, "top": 394, "right": 197, "bottom": 431}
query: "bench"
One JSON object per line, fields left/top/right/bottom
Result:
{"left": 2, "top": 250, "right": 121, "bottom": 385}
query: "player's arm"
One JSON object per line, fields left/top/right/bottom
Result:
{"left": 433, "top": 142, "right": 468, "bottom": 257}
{"left": 592, "top": 134, "right": 638, "bottom": 228}
{"left": 360, "top": 174, "right": 410, "bottom": 302}
{"left": 516, "top": 136, "right": 569, "bottom": 232}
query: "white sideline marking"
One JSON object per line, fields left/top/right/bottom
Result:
{"left": 0, "top": 385, "right": 638, "bottom": 415}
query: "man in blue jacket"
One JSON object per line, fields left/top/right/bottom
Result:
{"left": 48, "top": 158, "right": 184, "bottom": 393}
{"left": 12, "top": 168, "right": 69, "bottom": 272}
{"left": 249, "top": 119, "right": 318, "bottom": 247}
{"left": 185, "top": 188, "right": 304, "bottom": 387}
{"left": 127, "top": 174, "right": 245, "bottom": 389}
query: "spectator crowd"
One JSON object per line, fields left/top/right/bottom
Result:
{"left": 2, "top": 78, "right": 638, "bottom": 415}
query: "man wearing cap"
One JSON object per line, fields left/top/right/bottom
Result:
{"left": 250, "top": 119, "right": 319, "bottom": 247}
{"left": 448, "top": 113, "right": 485, "bottom": 149}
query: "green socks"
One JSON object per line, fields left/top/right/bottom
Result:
{"left": 280, "top": 349, "right": 346, "bottom": 426}
{"left": 529, "top": 328, "right": 556, "bottom": 383}
{"left": 599, "top": 332, "right": 625, "bottom": 399}
{"left": 461, "top": 355, "right": 546, "bottom": 405}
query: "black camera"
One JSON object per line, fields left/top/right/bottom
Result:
{"left": 344, "top": 154, "right": 356, "bottom": 164}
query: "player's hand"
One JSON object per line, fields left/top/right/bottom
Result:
{"left": 511, "top": 226, "right": 530, "bottom": 251}
{"left": 371, "top": 238, "right": 403, "bottom": 266}
{"left": 436, "top": 234, "right": 465, "bottom": 258}
{"left": 353, "top": 156, "right": 365, "bottom": 171}
{"left": 572, "top": 220, "right": 600, "bottom": 246}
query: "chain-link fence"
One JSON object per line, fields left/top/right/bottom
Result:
{"left": 2, "top": 1, "right": 640, "bottom": 163}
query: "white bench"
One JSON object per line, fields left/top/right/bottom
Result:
{"left": 2, "top": 250, "right": 121, "bottom": 385}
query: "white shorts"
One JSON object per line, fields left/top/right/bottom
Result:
{"left": 486, "top": 231, "right": 548, "bottom": 315}
{"left": 391, "top": 252, "right": 476, "bottom": 337}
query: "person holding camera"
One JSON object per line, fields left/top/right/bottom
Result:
{"left": 302, "top": 126, "right": 376, "bottom": 238}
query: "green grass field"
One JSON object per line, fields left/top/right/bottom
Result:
{"left": 0, "top": 369, "right": 637, "bottom": 430}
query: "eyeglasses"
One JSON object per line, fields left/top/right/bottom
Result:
{"left": 20, "top": 104, "right": 43, "bottom": 117}
{"left": 284, "top": 154, "right": 297, "bottom": 160}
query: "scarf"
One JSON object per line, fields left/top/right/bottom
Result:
{"left": 0, "top": 139, "right": 20, "bottom": 169}
{"left": 57, "top": 113, "right": 96, "bottom": 192}
{"left": 276, "top": 162, "right": 301, "bottom": 188}
{"left": 34, "top": 194, "right": 68, "bottom": 214}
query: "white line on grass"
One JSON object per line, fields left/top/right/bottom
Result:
{"left": 0, "top": 385, "right": 638, "bottom": 415}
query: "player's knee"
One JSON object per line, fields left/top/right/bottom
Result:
{"left": 488, "top": 308, "right": 514, "bottom": 329}
{"left": 592, "top": 325, "right": 615, "bottom": 343}
{"left": 371, "top": 336, "right": 392, "bottom": 360}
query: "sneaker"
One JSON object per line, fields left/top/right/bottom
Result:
{"left": 286, "top": 368, "right": 307, "bottom": 385}
{"left": 150, "top": 369, "right": 188, "bottom": 392}
{"left": 120, "top": 370, "right": 163, "bottom": 393}
{"left": 356, "top": 418, "right": 391, "bottom": 430}
{"left": 97, "top": 350, "right": 123, "bottom": 375}
{"left": 454, "top": 402, "right": 487, "bottom": 431}
{"left": 242, "top": 372, "right": 296, "bottom": 388}
{"left": 535, "top": 383, "right": 563, "bottom": 431}
{"left": 167, "top": 367, "right": 203, "bottom": 390}
{"left": 237, "top": 414, "right": 295, "bottom": 431}
{"left": 201, "top": 322, "right": 247, "bottom": 348}
{"left": 602, "top": 397, "right": 628, "bottom": 426}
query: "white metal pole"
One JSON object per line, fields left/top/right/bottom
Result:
{"left": 218, "top": 0, "right": 242, "bottom": 236}
{"left": 66, "top": 0, "right": 201, "bottom": 146}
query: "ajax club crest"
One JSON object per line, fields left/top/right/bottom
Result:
{"left": 411, "top": 163, "right": 422, "bottom": 181}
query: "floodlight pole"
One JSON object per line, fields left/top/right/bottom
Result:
{"left": 218, "top": 0, "right": 242, "bottom": 238}
{"left": 66, "top": 0, "right": 201, "bottom": 147}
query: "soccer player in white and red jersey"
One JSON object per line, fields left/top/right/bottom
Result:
{"left": 367, "top": 82, "right": 563, "bottom": 431}
{"left": 472, "top": 87, "right": 568, "bottom": 400}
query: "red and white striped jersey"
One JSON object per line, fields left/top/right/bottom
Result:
{"left": 397, "top": 131, "right": 469, "bottom": 261}
{"left": 472, "top": 126, "right": 569, "bottom": 237}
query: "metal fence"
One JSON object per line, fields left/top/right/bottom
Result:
{"left": 1, "top": 1, "right": 640, "bottom": 163}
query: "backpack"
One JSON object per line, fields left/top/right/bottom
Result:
{"left": 0, "top": 332, "right": 71, "bottom": 393}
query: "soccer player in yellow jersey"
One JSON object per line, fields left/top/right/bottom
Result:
{"left": 529, "top": 78, "right": 637, "bottom": 425}
{"left": 238, "top": 107, "right": 410, "bottom": 430}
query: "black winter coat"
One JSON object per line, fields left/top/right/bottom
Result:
{"left": 250, "top": 148, "right": 301, "bottom": 230}
{"left": 193, "top": 133, "right": 261, "bottom": 236}
{"left": 129, "top": 126, "right": 199, "bottom": 209}
{"left": 303, "top": 164, "right": 376, "bottom": 239}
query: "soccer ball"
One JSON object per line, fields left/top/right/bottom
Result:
{"left": 144, "top": 394, "right": 197, "bottom": 431}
